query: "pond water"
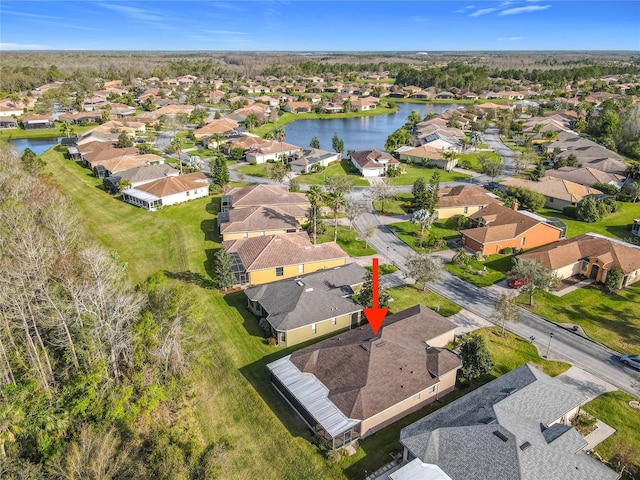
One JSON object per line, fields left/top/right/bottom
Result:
{"left": 283, "top": 102, "right": 462, "bottom": 153}
{"left": 10, "top": 137, "right": 61, "bottom": 155}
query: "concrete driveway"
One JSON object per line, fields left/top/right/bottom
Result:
{"left": 556, "top": 366, "right": 617, "bottom": 401}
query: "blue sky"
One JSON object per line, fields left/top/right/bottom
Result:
{"left": 1, "top": 1, "right": 639, "bottom": 51}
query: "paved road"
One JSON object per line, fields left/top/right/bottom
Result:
{"left": 484, "top": 126, "right": 516, "bottom": 176}
{"left": 352, "top": 196, "right": 640, "bottom": 398}
{"left": 156, "top": 131, "right": 193, "bottom": 165}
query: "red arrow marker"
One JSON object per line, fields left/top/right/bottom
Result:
{"left": 363, "top": 257, "right": 388, "bottom": 335}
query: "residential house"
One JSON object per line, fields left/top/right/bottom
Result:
{"left": 518, "top": 233, "right": 640, "bottom": 289}
{"left": 93, "top": 153, "right": 164, "bottom": 179}
{"left": 267, "top": 304, "right": 462, "bottom": 449}
{"left": 545, "top": 131, "right": 628, "bottom": 174}
{"left": 396, "top": 364, "right": 618, "bottom": 480}
{"left": 288, "top": 148, "right": 340, "bottom": 173}
{"left": 0, "top": 117, "right": 18, "bottom": 129}
{"left": 245, "top": 140, "right": 301, "bottom": 164}
{"left": 395, "top": 145, "right": 457, "bottom": 171}
{"left": 436, "top": 185, "right": 500, "bottom": 219}
{"left": 501, "top": 177, "right": 603, "bottom": 210}
{"left": 419, "top": 132, "right": 461, "bottom": 152}
{"left": 322, "top": 102, "right": 344, "bottom": 113}
{"left": 351, "top": 98, "right": 377, "bottom": 111}
{"left": 193, "top": 118, "right": 239, "bottom": 140}
{"left": 545, "top": 167, "right": 625, "bottom": 189}
{"left": 121, "top": 172, "right": 210, "bottom": 210}
{"left": 282, "top": 101, "right": 312, "bottom": 113}
{"left": 21, "top": 115, "right": 54, "bottom": 129}
{"left": 255, "top": 95, "right": 280, "bottom": 108}
{"left": 221, "top": 184, "right": 310, "bottom": 212}
{"left": 435, "top": 92, "right": 456, "bottom": 99}
{"left": 460, "top": 92, "right": 479, "bottom": 100}
{"left": 461, "top": 203, "right": 565, "bottom": 255}
{"left": 222, "top": 232, "right": 348, "bottom": 285}
{"left": 59, "top": 112, "right": 103, "bottom": 124}
{"left": 351, "top": 150, "right": 399, "bottom": 177}
{"left": 82, "top": 146, "right": 139, "bottom": 169}
{"left": 103, "top": 163, "right": 180, "bottom": 194}
{"left": 245, "top": 263, "right": 366, "bottom": 347}
{"left": 217, "top": 204, "right": 307, "bottom": 241}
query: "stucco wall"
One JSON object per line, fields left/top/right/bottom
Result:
{"left": 277, "top": 312, "right": 359, "bottom": 347}
{"left": 360, "top": 369, "right": 458, "bottom": 438}
{"left": 161, "top": 188, "right": 209, "bottom": 206}
{"left": 544, "top": 196, "right": 574, "bottom": 211}
{"left": 249, "top": 257, "right": 347, "bottom": 285}
{"left": 437, "top": 205, "right": 486, "bottom": 220}
{"left": 554, "top": 262, "right": 582, "bottom": 280}
{"left": 464, "top": 223, "right": 562, "bottom": 255}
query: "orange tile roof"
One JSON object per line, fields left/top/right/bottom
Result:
{"left": 136, "top": 172, "right": 209, "bottom": 197}
{"left": 438, "top": 185, "right": 500, "bottom": 209}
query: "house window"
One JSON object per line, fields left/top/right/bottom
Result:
{"left": 280, "top": 332, "right": 286, "bottom": 343}
{"left": 428, "top": 385, "right": 436, "bottom": 393}
{"left": 311, "top": 323, "right": 316, "bottom": 334}
{"left": 332, "top": 317, "right": 336, "bottom": 325}
{"left": 549, "top": 197, "right": 553, "bottom": 203}
{"left": 243, "top": 232, "right": 248, "bottom": 239}
{"left": 581, "top": 260, "right": 589, "bottom": 272}
{"left": 413, "top": 392, "right": 421, "bottom": 401}
{"left": 276, "top": 267, "right": 284, "bottom": 277}
{"left": 186, "top": 190, "right": 190, "bottom": 197}
{"left": 521, "top": 237, "right": 526, "bottom": 246}
{"left": 299, "top": 264, "right": 304, "bottom": 274}
{"left": 463, "top": 206, "right": 468, "bottom": 214}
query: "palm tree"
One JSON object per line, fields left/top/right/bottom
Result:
{"left": 325, "top": 190, "right": 345, "bottom": 243}
{"left": 171, "top": 136, "right": 183, "bottom": 174}
{"left": 626, "top": 162, "right": 640, "bottom": 180}
{"left": 273, "top": 127, "right": 286, "bottom": 162}
{"left": 306, "top": 185, "right": 323, "bottom": 244}
{"left": 0, "top": 404, "right": 23, "bottom": 458}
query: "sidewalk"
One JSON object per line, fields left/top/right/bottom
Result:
{"left": 553, "top": 277, "right": 595, "bottom": 297}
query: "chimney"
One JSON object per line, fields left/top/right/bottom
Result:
{"left": 511, "top": 202, "right": 518, "bottom": 211}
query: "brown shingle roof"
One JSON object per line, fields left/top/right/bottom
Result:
{"left": 463, "top": 203, "right": 551, "bottom": 243}
{"left": 545, "top": 167, "right": 625, "bottom": 187}
{"left": 290, "top": 305, "right": 460, "bottom": 420}
{"left": 83, "top": 147, "right": 139, "bottom": 164}
{"left": 219, "top": 205, "right": 305, "bottom": 234}
{"left": 223, "top": 233, "right": 347, "bottom": 271}
{"left": 225, "top": 184, "right": 310, "bottom": 209}
{"left": 351, "top": 150, "right": 399, "bottom": 170}
{"left": 502, "top": 177, "right": 602, "bottom": 203}
{"left": 518, "top": 233, "right": 640, "bottom": 274}
{"left": 135, "top": 172, "right": 209, "bottom": 197}
{"left": 438, "top": 185, "right": 500, "bottom": 209}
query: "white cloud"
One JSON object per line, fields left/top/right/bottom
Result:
{"left": 454, "top": 5, "right": 476, "bottom": 13}
{"left": 411, "top": 15, "right": 429, "bottom": 22}
{"left": 498, "top": 4, "right": 551, "bottom": 15}
{"left": 469, "top": 7, "right": 499, "bottom": 17}
{"left": 0, "top": 42, "right": 53, "bottom": 50}
{"left": 497, "top": 36, "right": 525, "bottom": 41}
{"left": 205, "top": 30, "right": 247, "bottom": 35}
{"left": 99, "top": 4, "right": 163, "bottom": 22}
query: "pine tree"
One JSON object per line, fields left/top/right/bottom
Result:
{"left": 214, "top": 249, "right": 235, "bottom": 291}
{"left": 459, "top": 333, "right": 494, "bottom": 386}
{"left": 412, "top": 177, "right": 428, "bottom": 211}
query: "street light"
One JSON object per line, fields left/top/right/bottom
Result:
{"left": 545, "top": 332, "right": 554, "bottom": 359}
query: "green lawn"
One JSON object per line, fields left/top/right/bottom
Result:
{"left": 583, "top": 391, "right": 640, "bottom": 479}
{"left": 236, "top": 162, "right": 268, "bottom": 178}
{"left": 373, "top": 192, "right": 412, "bottom": 216}
{"left": 538, "top": 203, "right": 640, "bottom": 241}
{"left": 317, "top": 225, "right": 377, "bottom": 256}
{"left": 518, "top": 283, "right": 640, "bottom": 354}
{"left": 457, "top": 150, "right": 501, "bottom": 172}
{"left": 298, "top": 159, "right": 369, "bottom": 186}
{"left": 364, "top": 263, "right": 398, "bottom": 275}
{"left": 386, "top": 285, "right": 461, "bottom": 317}
{"left": 0, "top": 124, "right": 95, "bottom": 141}
{"left": 42, "top": 148, "right": 345, "bottom": 480}
{"left": 388, "top": 221, "right": 459, "bottom": 252}
{"left": 387, "top": 164, "right": 470, "bottom": 186}
{"left": 445, "top": 253, "right": 515, "bottom": 287}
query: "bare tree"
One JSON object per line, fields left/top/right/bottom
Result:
{"left": 494, "top": 292, "right": 519, "bottom": 336}
{"left": 343, "top": 199, "right": 365, "bottom": 229}
{"left": 368, "top": 178, "right": 396, "bottom": 213}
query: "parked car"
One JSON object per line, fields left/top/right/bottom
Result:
{"left": 620, "top": 354, "right": 640, "bottom": 370}
{"left": 483, "top": 182, "right": 501, "bottom": 191}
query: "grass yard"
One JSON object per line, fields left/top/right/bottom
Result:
{"left": 518, "top": 283, "right": 640, "bottom": 354}
{"left": 583, "top": 391, "right": 640, "bottom": 479}
{"left": 42, "top": 148, "right": 346, "bottom": 480}
{"left": 364, "top": 263, "right": 398, "bottom": 275}
{"left": 538, "top": 203, "right": 640, "bottom": 241}
{"left": 317, "top": 225, "right": 377, "bottom": 256}
{"left": 388, "top": 220, "right": 459, "bottom": 252}
{"left": 445, "top": 253, "right": 515, "bottom": 287}
{"left": 386, "top": 285, "right": 462, "bottom": 317}
{"left": 456, "top": 150, "right": 501, "bottom": 172}
{"left": 236, "top": 162, "right": 268, "bottom": 178}
{"left": 297, "top": 159, "right": 369, "bottom": 186}
{"left": 374, "top": 192, "right": 412, "bottom": 216}
{"left": 387, "top": 163, "right": 470, "bottom": 186}
{"left": 0, "top": 124, "right": 95, "bottom": 141}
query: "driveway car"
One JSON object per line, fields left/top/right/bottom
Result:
{"left": 620, "top": 354, "right": 640, "bottom": 370}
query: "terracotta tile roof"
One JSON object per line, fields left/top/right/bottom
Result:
{"left": 227, "top": 135, "right": 264, "bottom": 149}
{"left": 518, "top": 233, "right": 640, "bottom": 274}
{"left": 21, "top": 114, "right": 53, "bottom": 122}
{"left": 351, "top": 150, "right": 399, "bottom": 170}
{"left": 135, "top": 172, "right": 209, "bottom": 197}
{"left": 545, "top": 167, "right": 625, "bottom": 186}
{"left": 438, "top": 185, "right": 500, "bottom": 209}
{"left": 83, "top": 147, "right": 139, "bottom": 163}
{"left": 224, "top": 184, "right": 310, "bottom": 209}
{"left": 463, "top": 203, "right": 554, "bottom": 244}
{"left": 400, "top": 144, "right": 445, "bottom": 160}
{"left": 98, "top": 154, "right": 162, "bottom": 173}
{"left": 219, "top": 205, "right": 305, "bottom": 234}
{"left": 247, "top": 140, "right": 301, "bottom": 156}
{"left": 289, "top": 305, "right": 460, "bottom": 420}
{"left": 193, "top": 118, "right": 239, "bottom": 136}
{"left": 223, "top": 233, "right": 347, "bottom": 271}
{"left": 501, "top": 177, "right": 602, "bottom": 203}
